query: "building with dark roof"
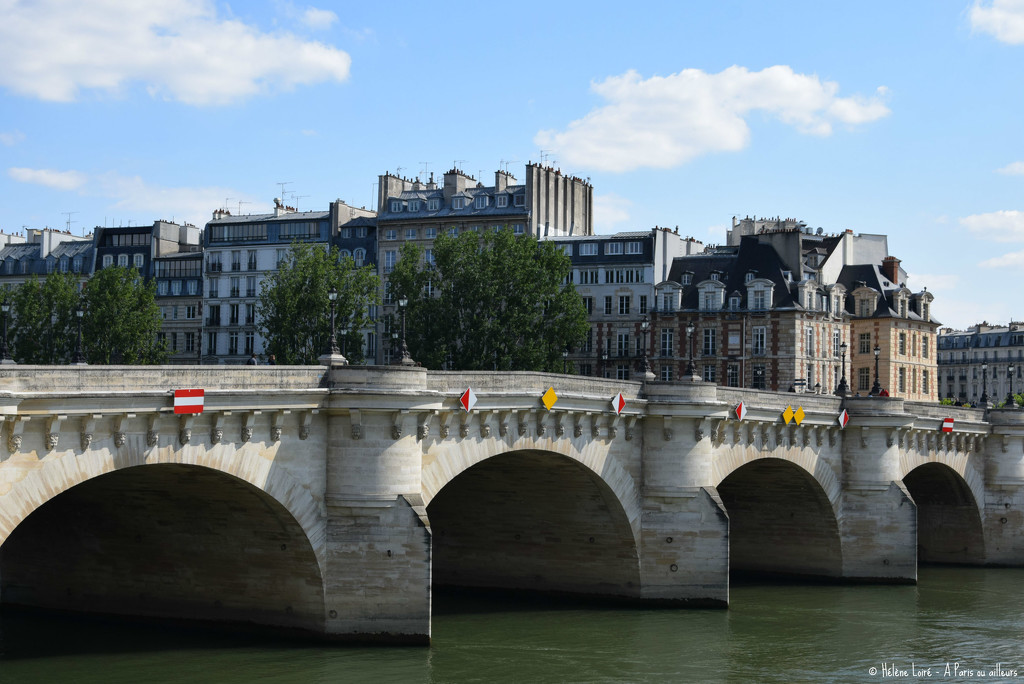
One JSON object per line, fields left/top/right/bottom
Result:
{"left": 937, "top": 323, "right": 1024, "bottom": 405}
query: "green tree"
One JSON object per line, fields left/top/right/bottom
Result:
{"left": 82, "top": 266, "right": 168, "bottom": 364}
{"left": 10, "top": 272, "right": 80, "bottom": 363}
{"left": 257, "top": 242, "right": 381, "bottom": 364}
{"left": 390, "top": 228, "right": 589, "bottom": 371}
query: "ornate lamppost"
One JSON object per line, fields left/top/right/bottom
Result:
{"left": 640, "top": 315, "right": 654, "bottom": 381}
{"left": 685, "top": 321, "right": 697, "bottom": 379}
{"left": 72, "top": 305, "right": 86, "bottom": 365}
{"left": 835, "top": 341, "right": 849, "bottom": 397}
{"left": 870, "top": 343, "right": 881, "bottom": 396}
{"left": 0, "top": 301, "right": 12, "bottom": 363}
{"left": 1008, "top": 363, "right": 1016, "bottom": 408}
{"left": 980, "top": 361, "right": 990, "bottom": 407}
{"left": 601, "top": 349, "right": 609, "bottom": 378}
{"left": 396, "top": 296, "right": 414, "bottom": 366}
{"left": 339, "top": 316, "right": 349, "bottom": 359}
{"left": 320, "top": 286, "right": 347, "bottom": 366}
{"left": 753, "top": 366, "right": 764, "bottom": 390}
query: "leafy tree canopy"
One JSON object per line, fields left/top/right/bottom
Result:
{"left": 257, "top": 242, "right": 380, "bottom": 364}
{"left": 389, "top": 228, "right": 588, "bottom": 371}
{"left": 8, "top": 272, "right": 82, "bottom": 364}
{"left": 82, "top": 266, "right": 168, "bottom": 364}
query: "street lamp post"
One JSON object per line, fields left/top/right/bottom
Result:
{"left": 980, "top": 362, "right": 990, "bottom": 407}
{"left": 640, "top": 316, "right": 654, "bottom": 381}
{"left": 396, "top": 296, "right": 414, "bottom": 366}
{"left": 1008, "top": 364, "right": 1016, "bottom": 408}
{"left": 685, "top": 321, "right": 697, "bottom": 379}
{"left": 339, "top": 316, "right": 349, "bottom": 359}
{"left": 72, "top": 305, "right": 86, "bottom": 365}
{"left": 753, "top": 366, "right": 764, "bottom": 390}
{"left": 870, "top": 343, "right": 881, "bottom": 396}
{"left": 562, "top": 346, "right": 569, "bottom": 373}
{"left": 835, "top": 341, "right": 849, "bottom": 397}
{"left": 601, "top": 350, "right": 609, "bottom": 378}
{"left": 0, "top": 302, "right": 11, "bottom": 363}
{"left": 326, "top": 287, "right": 340, "bottom": 355}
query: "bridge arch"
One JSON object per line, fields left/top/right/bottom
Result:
{"left": 0, "top": 462, "right": 325, "bottom": 633}
{"left": 899, "top": 453, "right": 985, "bottom": 564}
{"left": 422, "top": 441, "right": 642, "bottom": 598}
{"left": 0, "top": 439, "right": 326, "bottom": 573}
{"left": 715, "top": 456, "right": 844, "bottom": 578}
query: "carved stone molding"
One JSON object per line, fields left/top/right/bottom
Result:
{"left": 663, "top": 416, "right": 673, "bottom": 442}
{"left": 271, "top": 426, "right": 282, "bottom": 442}
{"left": 828, "top": 429, "right": 837, "bottom": 448}
{"left": 211, "top": 428, "right": 223, "bottom": 444}
{"left": 392, "top": 425, "right": 402, "bottom": 440}
{"left": 147, "top": 430, "right": 158, "bottom": 447}
{"left": 608, "top": 425, "right": 617, "bottom": 439}
{"left": 45, "top": 415, "right": 64, "bottom": 451}
{"left": 6, "top": 417, "right": 26, "bottom": 454}
{"left": 417, "top": 418, "right": 429, "bottom": 441}
{"left": 114, "top": 431, "right": 126, "bottom": 448}
{"left": 459, "top": 422, "right": 469, "bottom": 438}
{"left": 179, "top": 427, "right": 191, "bottom": 445}
{"left": 80, "top": 432, "right": 92, "bottom": 451}
{"left": 574, "top": 423, "right": 583, "bottom": 438}
{"left": 347, "top": 409, "right": 360, "bottom": 441}
{"left": 241, "top": 426, "right": 253, "bottom": 442}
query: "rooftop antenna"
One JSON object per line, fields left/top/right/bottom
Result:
{"left": 500, "top": 159, "right": 520, "bottom": 173}
{"left": 224, "top": 198, "right": 233, "bottom": 212}
{"left": 539, "top": 150, "right": 551, "bottom": 165}
{"left": 237, "top": 200, "right": 251, "bottom": 214}
{"left": 454, "top": 159, "right": 466, "bottom": 173}
{"left": 396, "top": 166, "right": 404, "bottom": 178}
{"left": 419, "top": 161, "right": 431, "bottom": 178}
{"left": 292, "top": 194, "right": 310, "bottom": 211}
{"left": 277, "top": 181, "right": 292, "bottom": 201}
{"left": 62, "top": 210, "right": 78, "bottom": 233}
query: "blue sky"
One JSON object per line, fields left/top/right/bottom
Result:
{"left": 2, "top": 0, "right": 1023, "bottom": 330}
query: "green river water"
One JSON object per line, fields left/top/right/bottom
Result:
{"left": 1, "top": 568, "right": 1022, "bottom": 683}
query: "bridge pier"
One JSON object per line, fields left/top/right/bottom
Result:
{"left": 323, "top": 395, "right": 431, "bottom": 644}
{"left": 982, "top": 409, "right": 1024, "bottom": 565}
{"left": 840, "top": 399, "right": 916, "bottom": 581}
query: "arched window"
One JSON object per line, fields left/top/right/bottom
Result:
{"left": 353, "top": 248, "right": 365, "bottom": 267}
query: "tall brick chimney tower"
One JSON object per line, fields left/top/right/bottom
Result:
{"left": 881, "top": 256, "right": 901, "bottom": 285}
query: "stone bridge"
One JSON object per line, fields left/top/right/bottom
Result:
{"left": 0, "top": 365, "right": 1021, "bottom": 644}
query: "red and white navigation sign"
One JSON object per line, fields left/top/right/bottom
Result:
{"left": 941, "top": 417, "right": 954, "bottom": 433}
{"left": 736, "top": 401, "right": 747, "bottom": 421}
{"left": 838, "top": 409, "right": 850, "bottom": 429}
{"left": 611, "top": 392, "right": 626, "bottom": 415}
{"left": 460, "top": 387, "right": 477, "bottom": 412}
{"left": 173, "top": 388, "right": 205, "bottom": 415}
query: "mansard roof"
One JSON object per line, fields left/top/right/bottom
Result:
{"left": 667, "top": 237, "right": 799, "bottom": 310}
{"left": 381, "top": 185, "right": 528, "bottom": 221}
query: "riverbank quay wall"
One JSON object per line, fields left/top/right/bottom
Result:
{"left": 0, "top": 365, "right": 1020, "bottom": 644}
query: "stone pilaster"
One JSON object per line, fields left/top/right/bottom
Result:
{"left": 982, "top": 409, "right": 1024, "bottom": 565}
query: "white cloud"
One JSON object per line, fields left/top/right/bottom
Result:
{"left": 0, "top": 131, "right": 25, "bottom": 146}
{"left": 535, "top": 66, "right": 890, "bottom": 172}
{"left": 302, "top": 7, "right": 338, "bottom": 30}
{"left": 979, "top": 250, "right": 1024, "bottom": 268}
{"left": 8, "top": 166, "right": 253, "bottom": 227}
{"left": 593, "top": 193, "right": 632, "bottom": 233}
{"left": 905, "top": 272, "right": 960, "bottom": 290}
{"left": 8, "top": 167, "right": 87, "bottom": 191}
{"left": 997, "top": 161, "right": 1024, "bottom": 174}
{"left": 0, "top": 0, "right": 351, "bottom": 106}
{"left": 960, "top": 210, "right": 1024, "bottom": 242}
{"left": 970, "top": 0, "right": 1024, "bottom": 44}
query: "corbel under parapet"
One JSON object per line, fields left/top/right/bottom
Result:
{"left": 416, "top": 411, "right": 433, "bottom": 441}
{"left": 607, "top": 414, "right": 619, "bottom": 440}
{"left": 80, "top": 414, "right": 101, "bottom": 452}
{"left": 178, "top": 414, "right": 194, "bottom": 445}
{"left": 459, "top": 411, "right": 472, "bottom": 438}
{"left": 147, "top": 414, "right": 159, "bottom": 447}
{"left": 6, "top": 416, "right": 28, "bottom": 453}
{"left": 392, "top": 410, "right": 410, "bottom": 441}
{"left": 760, "top": 423, "right": 770, "bottom": 451}
{"left": 112, "top": 413, "right": 134, "bottom": 449}
{"left": 518, "top": 412, "right": 529, "bottom": 437}
{"left": 499, "top": 410, "right": 515, "bottom": 438}
{"left": 624, "top": 415, "right": 638, "bottom": 441}
{"left": 438, "top": 411, "right": 453, "bottom": 439}
{"left": 573, "top": 412, "right": 586, "bottom": 439}
{"left": 662, "top": 416, "right": 673, "bottom": 442}
{"left": 711, "top": 419, "right": 725, "bottom": 447}
{"left": 345, "top": 409, "right": 360, "bottom": 441}
{"left": 814, "top": 426, "right": 823, "bottom": 447}
{"left": 553, "top": 412, "right": 564, "bottom": 438}
{"left": 696, "top": 417, "right": 710, "bottom": 443}
{"left": 828, "top": 427, "right": 837, "bottom": 448}
{"left": 590, "top": 413, "right": 600, "bottom": 439}
{"left": 536, "top": 411, "right": 548, "bottom": 438}
{"left": 1003, "top": 435, "right": 1010, "bottom": 453}
{"left": 479, "top": 410, "right": 493, "bottom": 438}
{"left": 860, "top": 427, "right": 869, "bottom": 449}
{"left": 271, "top": 410, "right": 289, "bottom": 442}
{"left": 300, "top": 409, "right": 318, "bottom": 440}
{"left": 46, "top": 415, "right": 66, "bottom": 451}
{"left": 241, "top": 411, "right": 260, "bottom": 443}
{"left": 210, "top": 411, "right": 228, "bottom": 444}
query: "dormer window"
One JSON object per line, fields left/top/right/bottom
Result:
{"left": 496, "top": 195, "right": 508, "bottom": 208}
{"left": 745, "top": 271, "right": 756, "bottom": 283}
{"left": 681, "top": 273, "right": 693, "bottom": 286}
{"left": 710, "top": 272, "right": 720, "bottom": 281}
{"left": 783, "top": 270, "right": 792, "bottom": 281}
{"left": 408, "top": 200, "right": 420, "bottom": 212}
{"left": 474, "top": 196, "right": 488, "bottom": 209}
{"left": 390, "top": 201, "right": 402, "bottom": 212}
{"left": 428, "top": 198, "right": 440, "bottom": 211}
{"left": 452, "top": 197, "right": 465, "bottom": 210}
{"left": 729, "top": 295, "right": 741, "bottom": 309}
{"left": 514, "top": 194, "right": 525, "bottom": 207}
{"left": 898, "top": 298, "right": 907, "bottom": 317}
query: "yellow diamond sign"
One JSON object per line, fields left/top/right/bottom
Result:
{"left": 541, "top": 387, "right": 559, "bottom": 411}
{"left": 793, "top": 406, "right": 805, "bottom": 425}
{"left": 782, "top": 406, "right": 794, "bottom": 424}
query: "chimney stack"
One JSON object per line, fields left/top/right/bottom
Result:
{"left": 881, "top": 256, "right": 901, "bottom": 285}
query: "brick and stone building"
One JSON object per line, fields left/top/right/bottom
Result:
{"left": 938, "top": 323, "right": 1024, "bottom": 405}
